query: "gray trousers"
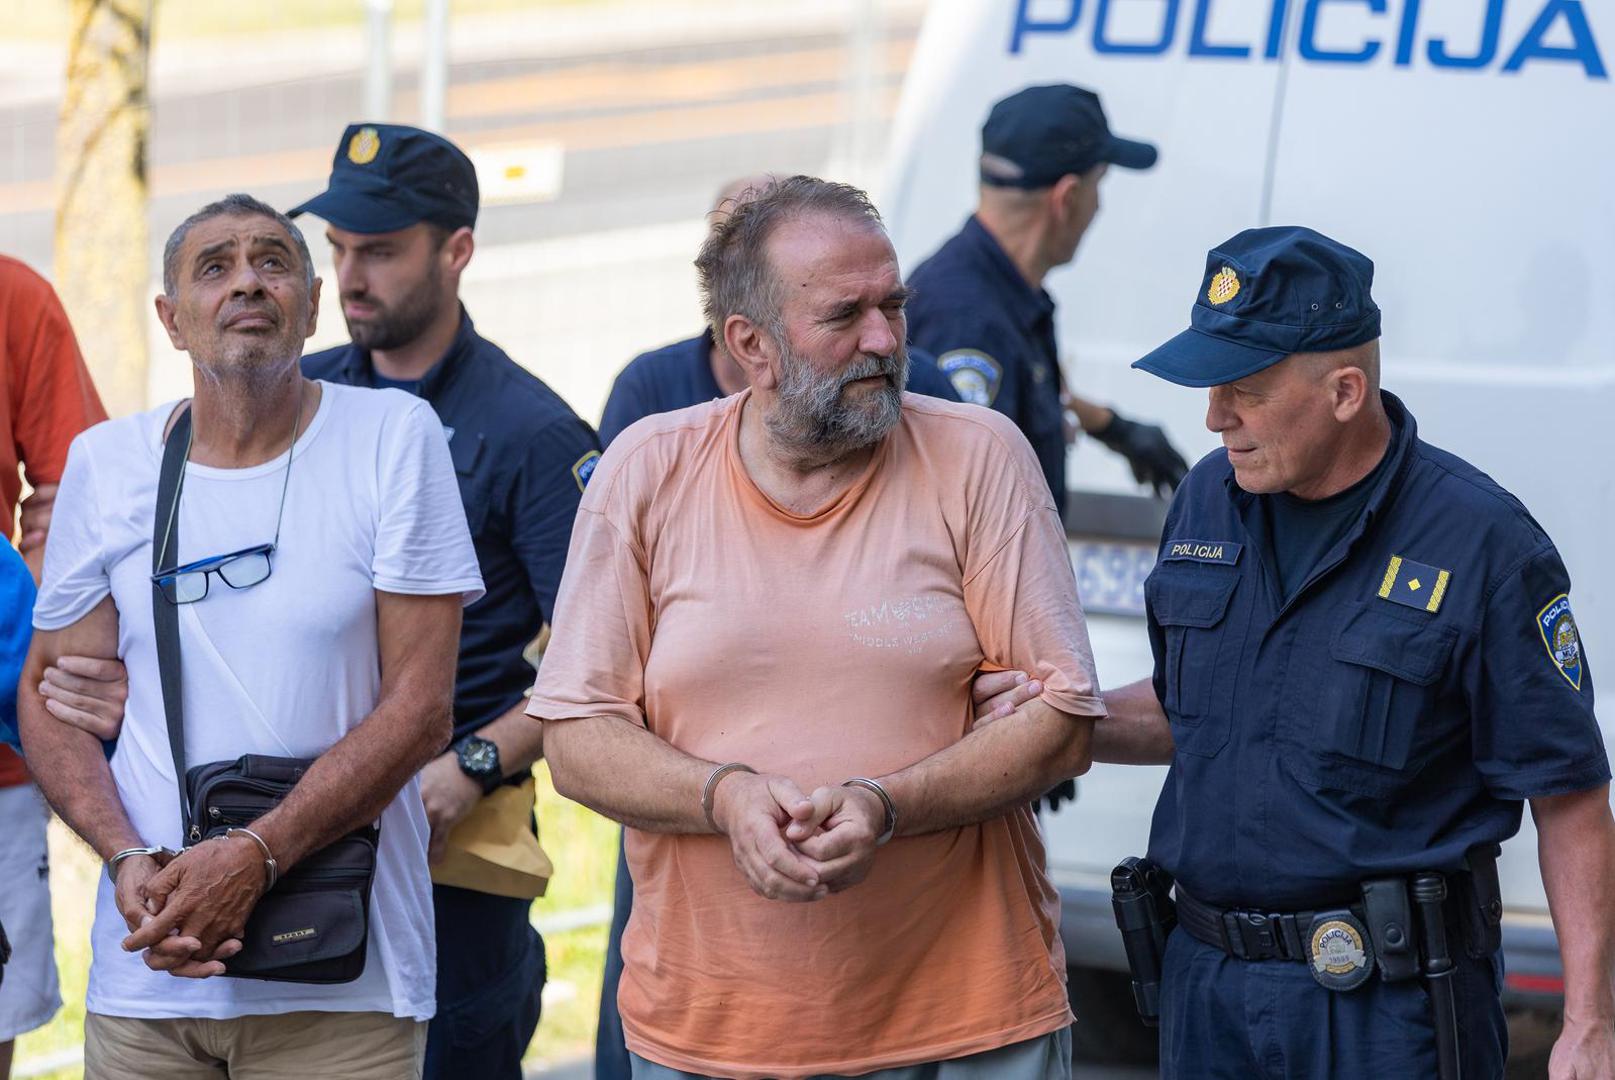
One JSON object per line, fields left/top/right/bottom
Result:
{"left": 628, "top": 1025, "right": 1072, "bottom": 1080}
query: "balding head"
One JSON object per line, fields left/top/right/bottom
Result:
{"left": 708, "top": 174, "right": 778, "bottom": 232}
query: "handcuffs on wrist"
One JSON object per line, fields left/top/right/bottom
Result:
{"left": 106, "top": 845, "right": 173, "bottom": 883}
{"left": 841, "top": 777, "right": 898, "bottom": 845}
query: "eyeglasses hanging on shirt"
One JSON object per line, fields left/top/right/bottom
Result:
{"left": 149, "top": 381, "right": 304, "bottom": 605}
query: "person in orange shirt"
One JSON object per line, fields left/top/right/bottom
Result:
{"left": 528, "top": 176, "right": 1105, "bottom": 1080}
{"left": 0, "top": 254, "right": 106, "bottom": 1080}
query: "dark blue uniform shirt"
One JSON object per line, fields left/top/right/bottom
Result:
{"left": 598, "top": 328, "right": 960, "bottom": 448}
{"left": 1146, "top": 393, "right": 1608, "bottom": 910}
{"left": 304, "top": 309, "right": 600, "bottom": 742}
{"left": 906, "top": 215, "right": 1068, "bottom": 514}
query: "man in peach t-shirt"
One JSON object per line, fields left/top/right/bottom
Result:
{"left": 529, "top": 177, "right": 1105, "bottom": 1080}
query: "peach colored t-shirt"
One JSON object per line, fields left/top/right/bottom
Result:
{"left": 528, "top": 390, "right": 1105, "bottom": 1079}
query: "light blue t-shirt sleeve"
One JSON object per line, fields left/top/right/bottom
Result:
{"left": 0, "top": 543, "right": 37, "bottom": 752}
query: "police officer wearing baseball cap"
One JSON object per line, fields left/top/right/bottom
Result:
{"left": 1100, "top": 226, "right": 1615, "bottom": 1076}
{"left": 906, "top": 83, "right": 1190, "bottom": 515}
{"left": 292, "top": 124, "right": 601, "bottom": 1079}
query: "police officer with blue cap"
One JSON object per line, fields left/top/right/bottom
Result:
{"left": 1091, "top": 226, "right": 1615, "bottom": 1077}
{"left": 291, "top": 124, "right": 601, "bottom": 1080}
{"left": 906, "top": 84, "right": 1189, "bottom": 512}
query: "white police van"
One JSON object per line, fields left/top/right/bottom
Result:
{"left": 880, "top": 0, "right": 1613, "bottom": 1061}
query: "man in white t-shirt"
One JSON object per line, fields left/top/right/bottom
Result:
{"left": 16, "top": 193, "right": 482, "bottom": 1079}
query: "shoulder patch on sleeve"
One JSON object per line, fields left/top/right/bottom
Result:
{"left": 572, "top": 450, "right": 601, "bottom": 492}
{"left": 937, "top": 349, "right": 1002, "bottom": 407}
{"left": 1538, "top": 593, "right": 1584, "bottom": 690}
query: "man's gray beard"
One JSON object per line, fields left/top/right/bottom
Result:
{"left": 765, "top": 339, "right": 909, "bottom": 460}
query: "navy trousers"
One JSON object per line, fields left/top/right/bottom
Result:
{"left": 1158, "top": 925, "right": 1507, "bottom": 1079}
{"left": 423, "top": 883, "right": 546, "bottom": 1080}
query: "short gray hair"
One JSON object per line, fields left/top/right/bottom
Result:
{"left": 162, "top": 193, "right": 315, "bottom": 296}
{"left": 695, "top": 175, "right": 885, "bottom": 342}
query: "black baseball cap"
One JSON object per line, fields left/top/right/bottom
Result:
{"left": 1133, "top": 226, "right": 1382, "bottom": 388}
{"left": 289, "top": 123, "right": 479, "bottom": 233}
{"left": 980, "top": 84, "right": 1157, "bottom": 189}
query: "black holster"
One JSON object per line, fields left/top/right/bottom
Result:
{"left": 1111, "top": 856, "right": 1177, "bottom": 1026}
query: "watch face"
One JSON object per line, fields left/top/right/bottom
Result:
{"left": 461, "top": 739, "right": 498, "bottom": 774}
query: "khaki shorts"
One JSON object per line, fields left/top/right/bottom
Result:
{"left": 85, "top": 1010, "right": 427, "bottom": 1080}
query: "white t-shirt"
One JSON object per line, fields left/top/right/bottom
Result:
{"left": 33, "top": 382, "right": 484, "bottom": 1022}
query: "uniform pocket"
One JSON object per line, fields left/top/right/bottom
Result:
{"left": 1313, "top": 601, "right": 1457, "bottom": 792}
{"left": 1147, "top": 566, "right": 1242, "bottom": 757}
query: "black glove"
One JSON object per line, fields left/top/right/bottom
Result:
{"left": 1034, "top": 778, "right": 1078, "bottom": 814}
{"left": 1092, "top": 411, "right": 1190, "bottom": 498}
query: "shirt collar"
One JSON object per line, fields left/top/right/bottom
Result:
{"left": 961, "top": 215, "right": 1056, "bottom": 330}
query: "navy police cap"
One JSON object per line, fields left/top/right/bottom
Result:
{"left": 1133, "top": 226, "right": 1382, "bottom": 388}
{"left": 981, "top": 84, "right": 1157, "bottom": 188}
{"left": 289, "top": 123, "right": 479, "bottom": 233}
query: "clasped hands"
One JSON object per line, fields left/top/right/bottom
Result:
{"left": 708, "top": 772, "right": 886, "bottom": 902}
{"left": 709, "top": 668, "right": 1045, "bottom": 903}
{"left": 113, "top": 832, "right": 271, "bottom": 979}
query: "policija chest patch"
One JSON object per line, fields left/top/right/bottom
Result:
{"left": 1539, "top": 593, "right": 1584, "bottom": 690}
{"left": 1377, "top": 555, "right": 1451, "bottom": 613}
{"left": 937, "top": 350, "right": 1003, "bottom": 408}
{"left": 1162, "top": 540, "right": 1242, "bottom": 566}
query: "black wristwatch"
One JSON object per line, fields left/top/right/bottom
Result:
{"left": 453, "top": 735, "right": 504, "bottom": 796}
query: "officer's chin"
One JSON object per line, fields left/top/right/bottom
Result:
{"left": 1226, "top": 452, "right": 1280, "bottom": 495}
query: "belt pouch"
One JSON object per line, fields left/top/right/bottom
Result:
{"left": 1361, "top": 877, "right": 1421, "bottom": 982}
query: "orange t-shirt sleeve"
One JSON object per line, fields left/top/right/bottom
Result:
{"left": 8, "top": 261, "right": 107, "bottom": 488}
{"left": 962, "top": 428, "right": 1107, "bottom": 720}
{"left": 526, "top": 463, "right": 652, "bottom": 727}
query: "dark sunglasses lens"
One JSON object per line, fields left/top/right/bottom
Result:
{"left": 219, "top": 552, "right": 271, "bottom": 589}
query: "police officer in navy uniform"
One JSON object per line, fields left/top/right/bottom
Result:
{"left": 291, "top": 124, "right": 601, "bottom": 1080}
{"left": 1088, "top": 227, "right": 1615, "bottom": 1077}
{"left": 906, "top": 84, "right": 1189, "bottom": 514}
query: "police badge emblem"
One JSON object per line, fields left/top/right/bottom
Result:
{"left": 937, "top": 349, "right": 1003, "bottom": 407}
{"left": 348, "top": 126, "right": 382, "bottom": 165}
{"left": 1207, "top": 266, "right": 1241, "bottom": 306}
{"left": 1305, "top": 911, "right": 1374, "bottom": 991}
{"left": 1538, "top": 593, "right": 1584, "bottom": 690}
{"left": 571, "top": 449, "right": 601, "bottom": 493}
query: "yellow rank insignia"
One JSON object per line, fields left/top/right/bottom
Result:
{"left": 348, "top": 127, "right": 382, "bottom": 165}
{"left": 1377, "top": 554, "right": 1451, "bottom": 613}
{"left": 1207, "top": 266, "right": 1241, "bottom": 305}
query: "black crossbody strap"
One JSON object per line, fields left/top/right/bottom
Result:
{"left": 153, "top": 403, "right": 193, "bottom": 844}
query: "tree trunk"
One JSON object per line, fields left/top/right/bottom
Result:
{"left": 53, "top": 0, "right": 153, "bottom": 418}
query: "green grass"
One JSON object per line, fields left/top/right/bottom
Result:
{"left": 0, "top": 0, "right": 608, "bottom": 42}
{"left": 14, "top": 762, "right": 618, "bottom": 1077}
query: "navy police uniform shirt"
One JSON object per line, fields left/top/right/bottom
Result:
{"left": 907, "top": 215, "right": 1068, "bottom": 515}
{"left": 1145, "top": 392, "right": 1608, "bottom": 910}
{"left": 304, "top": 309, "right": 601, "bottom": 742}
{"left": 598, "top": 329, "right": 960, "bottom": 448}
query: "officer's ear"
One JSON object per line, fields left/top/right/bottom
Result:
{"left": 1048, "top": 174, "right": 1082, "bottom": 221}
{"left": 1327, "top": 363, "right": 1371, "bottom": 422}
{"left": 722, "top": 314, "right": 776, "bottom": 391}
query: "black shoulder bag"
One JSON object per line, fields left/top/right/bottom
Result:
{"left": 153, "top": 403, "right": 378, "bottom": 984}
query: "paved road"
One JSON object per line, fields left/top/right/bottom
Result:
{"left": 0, "top": 14, "right": 917, "bottom": 272}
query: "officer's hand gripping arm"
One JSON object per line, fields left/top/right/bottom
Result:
{"left": 1091, "top": 410, "right": 1190, "bottom": 497}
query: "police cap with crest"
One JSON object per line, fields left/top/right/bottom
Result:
{"left": 1133, "top": 226, "right": 1381, "bottom": 388}
{"left": 980, "top": 84, "right": 1157, "bottom": 189}
{"left": 289, "top": 123, "right": 479, "bottom": 233}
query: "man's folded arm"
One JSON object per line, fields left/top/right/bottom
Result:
{"left": 878, "top": 695, "right": 1098, "bottom": 837}
{"left": 18, "top": 596, "right": 143, "bottom": 860}
{"left": 250, "top": 590, "right": 460, "bottom": 871}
